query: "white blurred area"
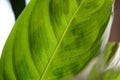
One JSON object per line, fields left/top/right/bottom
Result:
{"left": 25, "top": 0, "right": 30, "bottom": 5}
{"left": 0, "top": 0, "right": 30, "bottom": 57}
{"left": 0, "top": 0, "right": 15, "bottom": 57}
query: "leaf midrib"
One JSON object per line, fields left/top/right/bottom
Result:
{"left": 40, "top": 1, "right": 84, "bottom": 80}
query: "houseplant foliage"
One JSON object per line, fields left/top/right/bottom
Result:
{"left": 0, "top": 0, "right": 116, "bottom": 80}
{"left": 89, "top": 43, "right": 120, "bottom": 80}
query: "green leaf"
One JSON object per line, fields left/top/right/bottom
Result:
{"left": 88, "top": 42, "right": 119, "bottom": 80}
{"left": 101, "top": 69, "right": 120, "bottom": 80}
{"left": 0, "top": 0, "right": 114, "bottom": 80}
{"left": 101, "top": 45, "right": 120, "bottom": 80}
{"left": 105, "top": 42, "right": 118, "bottom": 63}
{"left": 89, "top": 68, "right": 120, "bottom": 80}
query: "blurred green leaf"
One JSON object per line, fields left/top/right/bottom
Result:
{"left": 89, "top": 68, "right": 120, "bottom": 80}
{"left": 89, "top": 43, "right": 119, "bottom": 80}
{"left": 105, "top": 42, "right": 118, "bottom": 63}
{"left": 0, "top": 0, "right": 114, "bottom": 80}
{"left": 101, "top": 69, "right": 120, "bottom": 80}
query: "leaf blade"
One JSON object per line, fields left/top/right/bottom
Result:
{"left": 0, "top": 0, "right": 114, "bottom": 80}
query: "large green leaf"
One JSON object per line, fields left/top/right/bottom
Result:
{"left": 0, "top": 0, "right": 113, "bottom": 80}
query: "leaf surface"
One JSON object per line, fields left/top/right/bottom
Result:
{"left": 0, "top": 0, "right": 114, "bottom": 80}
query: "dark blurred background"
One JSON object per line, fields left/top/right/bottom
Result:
{"left": 109, "top": 0, "right": 120, "bottom": 42}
